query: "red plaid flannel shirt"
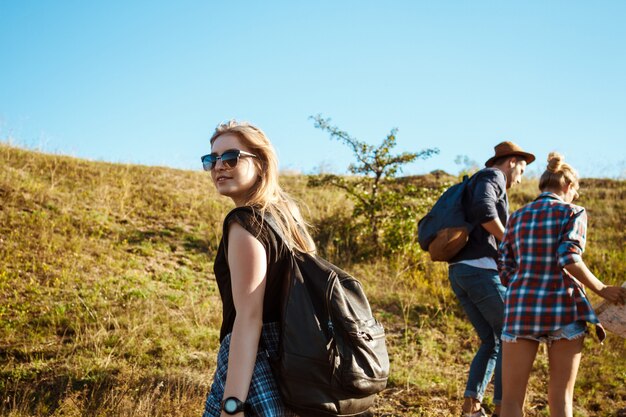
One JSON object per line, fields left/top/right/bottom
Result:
{"left": 498, "top": 192, "right": 599, "bottom": 336}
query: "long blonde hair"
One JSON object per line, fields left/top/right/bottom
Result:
{"left": 210, "top": 120, "right": 316, "bottom": 253}
{"left": 539, "top": 152, "right": 579, "bottom": 192}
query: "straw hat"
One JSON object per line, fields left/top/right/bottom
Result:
{"left": 485, "top": 141, "right": 536, "bottom": 167}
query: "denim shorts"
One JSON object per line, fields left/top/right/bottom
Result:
{"left": 502, "top": 320, "right": 587, "bottom": 345}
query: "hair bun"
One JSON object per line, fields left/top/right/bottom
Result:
{"left": 547, "top": 152, "right": 564, "bottom": 173}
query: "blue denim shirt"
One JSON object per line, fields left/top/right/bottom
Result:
{"left": 451, "top": 167, "right": 508, "bottom": 262}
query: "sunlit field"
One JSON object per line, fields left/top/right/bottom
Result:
{"left": 1, "top": 144, "right": 624, "bottom": 416}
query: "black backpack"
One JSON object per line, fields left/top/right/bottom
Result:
{"left": 417, "top": 175, "right": 473, "bottom": 262}
{"left": 253, "top": 209, "right": 390, "bottom": 416}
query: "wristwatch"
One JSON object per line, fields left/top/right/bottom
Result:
{"left": 221, "top": 396, "right": 247, "bottom": 415}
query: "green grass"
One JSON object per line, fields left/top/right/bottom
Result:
{"left": 1, "top": 143, "right": 624, "bottom": 416}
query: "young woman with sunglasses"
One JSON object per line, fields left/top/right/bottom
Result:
{"left": 497, "top": 152, "right": 626, "bottom": 417}
{"left": 201, "top": 120, "right": 313, "bottom": 417}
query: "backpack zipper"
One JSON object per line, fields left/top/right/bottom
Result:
{"left": 325, "top": 271, "right": 339, "bottom": 372}
{"left": 325, "top": 271, "right": 338, "bottom": 339}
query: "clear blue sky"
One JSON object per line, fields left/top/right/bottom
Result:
{"left": 1, "top": 1, "right": 625, "bottom": 178}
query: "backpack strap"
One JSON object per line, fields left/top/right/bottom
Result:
{"left": 260, "top": 212, "right": 288, "bottom": 249}
{"left": 464, "top": 168, "right": 506, "bottom": 230}
{"left": 459, "top": 174, "right": 479, "bottom": 233}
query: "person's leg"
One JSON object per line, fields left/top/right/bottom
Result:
{"left": 500, "top": 338, "right": 539, "bottom": 417}
{"left": 463, "top": 267, "right": 506, "bottom": 409}
{"left": 449, "top": 265, "right": 487, "bottom": 413}
{"left": 547, "top": 336, "right": 584, "bottom": 417}
{"left": 493, "top": 347, "right": 502, "bottom": 417}
{"left": 449, "top": 265, "right": 505, "bottom": 413}
{"left": 466, "top": 270, "right": 505, "bottom": 414}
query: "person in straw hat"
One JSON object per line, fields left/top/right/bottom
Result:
{"left": 448, "top": 141, "right": 535, "bottom": 417}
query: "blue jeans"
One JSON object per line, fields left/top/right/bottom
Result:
{"left": 449, "top": 263, "right": 505, "bottom": 404}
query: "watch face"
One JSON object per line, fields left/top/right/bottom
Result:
{"left": 224, "top": 398, "right": 239, "bottom": 414}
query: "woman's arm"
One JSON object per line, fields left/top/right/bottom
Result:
{"left": 221, "top": 221, "right": 268, "bottom": 416}
{"left": 564, "top": 261, "right": 626, "bottom": 304}
{"left": 558, "top": 208, "right": 626, "bottom": 304}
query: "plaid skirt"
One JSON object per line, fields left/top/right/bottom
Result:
{"left": 202, "top": 322, "right": 297, "bottom": 417}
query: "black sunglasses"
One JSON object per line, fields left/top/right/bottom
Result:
{"left": 201, "top": 149, "right": 258, "bottom": 171}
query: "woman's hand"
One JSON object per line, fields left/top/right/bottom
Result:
{"left": 598, "top": 285, "right": 626, "bottom": 304}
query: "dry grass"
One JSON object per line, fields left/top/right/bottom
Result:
{"left": 1, "top": 143, "right": 624, "bottom": 416}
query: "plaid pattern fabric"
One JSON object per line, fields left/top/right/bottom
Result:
{"left": 497, "top": 192, "right": 599, "bottom": 336}
{"left": 203, "top": 322, "right": 298, "bottom": 417}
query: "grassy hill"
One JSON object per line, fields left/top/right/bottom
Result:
{"left": 1, "top": 143, "right": 624, "bottom": 416}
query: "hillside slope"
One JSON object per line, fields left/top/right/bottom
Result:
{"left": 1, "top": 144, "right": 624, "bottom": 416}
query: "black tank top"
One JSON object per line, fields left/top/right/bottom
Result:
{"left": 213, "top": 207, "right": 290, "bottom": 342}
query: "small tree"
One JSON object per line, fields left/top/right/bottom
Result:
{"left": 455, "top": 154, "right": 480, "bottom": 177}
{"left": 308, "top": 114, "right": 439, "bottom": 256}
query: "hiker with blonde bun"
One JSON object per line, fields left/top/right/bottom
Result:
{"left": 497, "top": 152, "right": 626, "bottom": 417}
{"left": 201, "top": 120, "right": 311, "bottom": 416}
{"left": 449, "top": 141, "right": 535, "bottom": 417}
